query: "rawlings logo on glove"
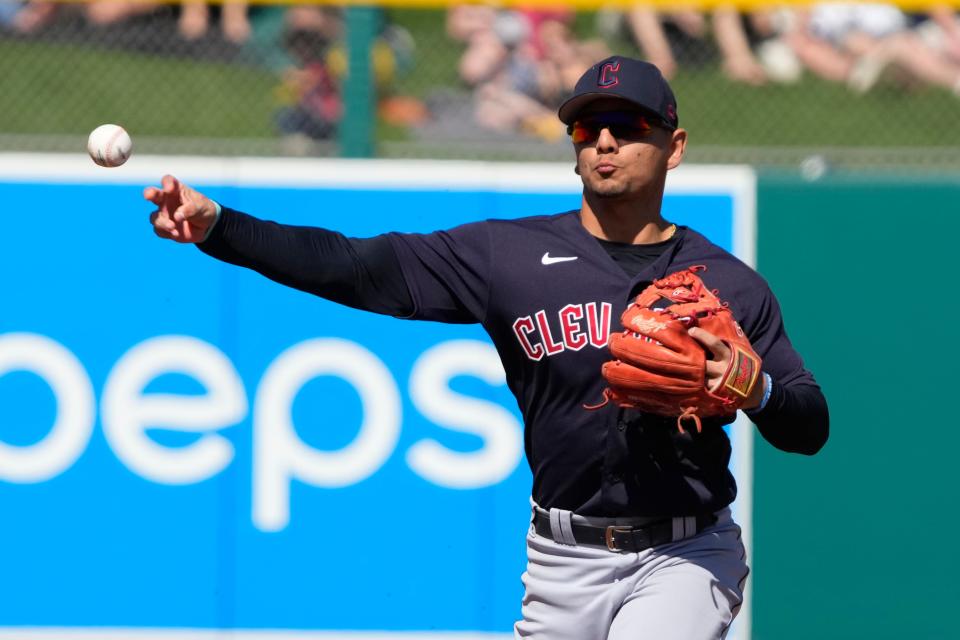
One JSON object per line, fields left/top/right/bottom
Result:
{"left": 588, "top": 265, "right": 761, "bottom": 433}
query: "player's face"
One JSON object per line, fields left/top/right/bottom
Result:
{"left": 571, "top": 100, "right": 686, "bottom": 200}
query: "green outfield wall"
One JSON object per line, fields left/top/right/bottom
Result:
{"left": 752, "top": 173, "right": 960, "bottom": 639}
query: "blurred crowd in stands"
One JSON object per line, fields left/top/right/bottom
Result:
{"left": 4, "top": 0, "right": 254, "bottom": 42}
{"left": 2, "top": 1, "right": 959, "bottom": 146}
{"left": 446, "top": 3, "right": 960, "bottom": 141}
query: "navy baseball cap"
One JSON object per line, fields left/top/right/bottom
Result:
{"left": 558, "top": 56, "right": 679, "bottom": 129}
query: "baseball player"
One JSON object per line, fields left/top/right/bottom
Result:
{"left": 144, "top": 56, "right": 828, "bottom": 639}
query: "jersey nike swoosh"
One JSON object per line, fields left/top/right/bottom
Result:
{"left": 541, "top": 252, "right": 579, "bottom": 265}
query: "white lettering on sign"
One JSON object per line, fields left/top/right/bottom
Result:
{"left": 253, "top": 338, "right": 402, "bottom": 532}
{"left": 407, "top": 340, "right": 522, "bottom": 489}
{"left": 0, "top": 333, "right": 95, "bottom": 483}
{"left": 101, "top": 336, "right": 247, "bottom": 484}
{"left": 0, "top": 333, "right": 522, "bottom": 533}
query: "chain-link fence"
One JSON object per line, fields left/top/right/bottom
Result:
{"left": 1, "top": 0, "right": 958, "bottom": 168}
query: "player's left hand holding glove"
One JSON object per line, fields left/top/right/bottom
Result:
{"left": 590, "top": 266, "right": 763, "bottom": 432}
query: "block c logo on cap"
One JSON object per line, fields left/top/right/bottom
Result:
{"left": 598, "top": 62, "right": 620, "bottom": 87}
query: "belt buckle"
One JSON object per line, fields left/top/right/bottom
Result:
{"left": 605, "top": 525, "right": 632, "bottom": 552}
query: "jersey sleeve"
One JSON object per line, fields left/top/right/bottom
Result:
{"left": 198, "top": 207, "right": 414, "bottom": 316}
{"left": 737, "top": 280, "right": 830, "bottom": 455}
{"left": 386, "top": 221, "right": 492, "bottom": 324}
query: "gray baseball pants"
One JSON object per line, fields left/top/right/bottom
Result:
{"left": 514, "top": 506, "right": 749, "bottom": 639}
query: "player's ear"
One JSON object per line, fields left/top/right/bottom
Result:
{"left": 574, "top": 164, "right": 580, "bottom": 175}
{"left": 666, "top": 128, "right": 687, "bottom": 170}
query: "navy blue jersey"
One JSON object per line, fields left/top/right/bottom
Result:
{"left": 388, "top": 211, "right": 826, "bottom": 516}
{"left": 201, "top": 207, "right": 828, "bottom": 518}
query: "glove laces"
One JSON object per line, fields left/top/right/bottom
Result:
{"left": 677, "top": 407, "right": 703, "bottom": 434}
{"left": 582, "top": 388, "right": 612, "bottom": 410}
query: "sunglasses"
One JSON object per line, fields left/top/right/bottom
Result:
{"left": 568, "top": 112, "right": 662, "bottom": 144}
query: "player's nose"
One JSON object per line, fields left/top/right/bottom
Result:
{"left": 596, "top": 127, "right": 618, "bottom": 152}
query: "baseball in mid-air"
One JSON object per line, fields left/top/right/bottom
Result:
{"left": 87, "top": 124, "right": 132, "bottom": 168}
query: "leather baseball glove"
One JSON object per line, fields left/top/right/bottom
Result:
{"left": 592, "top": 266, "right": 762, "bottom": 432}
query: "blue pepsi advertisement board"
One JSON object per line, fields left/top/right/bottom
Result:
{"left": 0, "top": 156, "right": 755, "bottom": 639}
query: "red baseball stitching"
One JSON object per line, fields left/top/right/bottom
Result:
{"left": 104, "top": 126, "right": 127, "bottom": 166}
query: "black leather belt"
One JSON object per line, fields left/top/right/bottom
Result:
{"left": 532, "top": 509, "right": 717, "bottom": 553}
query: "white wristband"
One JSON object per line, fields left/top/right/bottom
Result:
{"left": 757, "top": 372, "right": 773, "bottom": 411}
{"left": 201, "top": 200, "right": 222, "bottom": 242}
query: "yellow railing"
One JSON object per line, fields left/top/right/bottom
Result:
{"left": 40, "top": 0, "right": 960, "bottom": 11}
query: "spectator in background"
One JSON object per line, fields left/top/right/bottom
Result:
{"left": 446, "top": 3, "right": 496, "bottom": 44}
{"left": 85, "top": 0, "right": 160, "bottom": 27}
{"left": 178, "top": 0, "right": 251, "bottom": 43}
{"left": 713, "top": 7, "right": 769, "bottom": 84}
{"left": 274, "top": 5, "right": 422, "bottom": 150}
{"left": 538, "top": 11, "right": 610, "bottom": 91}
{"left": 9, "top": 0, "right": 159, "bottom": 33}
{"left": 274, "top": 6, "right": 344, "bottom": 147}
{"left": 782, "top": 3, "right": 960, "bottom": 94}
{"left": 914, "top": 5, "right": 960, "bottom": 63}
{"left": 8, "top": 0, "right": 57, "bottom": 32}
{"left": 620, "top": 7, "right": 703, "bottom": 80}
{"left": 461, "top": 9, "right": 564, "bottom": 140}
{"left": 448, "top": 5, "right": 607, "bottom": 141}
{"left": 616, "top": 6, "right": 768, "bottom": 84}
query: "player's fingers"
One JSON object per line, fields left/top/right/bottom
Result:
{"left": 174, "top": 185, "right": 201, "bottom": 220}
{"left": 151, "top": 209, "right": 176, "bottom": 233}
{"left": 180, "top": 186, "right": 209, "bottom": 218}
{"left": 705, "top": 359, "right": 725, "bottom": 373}
{"left": 153, "top": 227, "right": 176, "bottom": 241}
{"left": 704, "top": 359, "right": 726, "bottom": 391}
{"left": 151, "top": 213, "right": 175, "bottom": 240}
{"left": 143, "top": 186, "right": 164, "bottom": 205}
{"left": 161, "top": 174, "right": 179, "bottom": 195}
{"left": 150, "top": 208, "right": 171, "bottom": 227}
{"left": 173, "top": 201, "right": 196, "bottom": 222}
{"left": 688, "top": 327, "right": 729, "bottom": 361}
